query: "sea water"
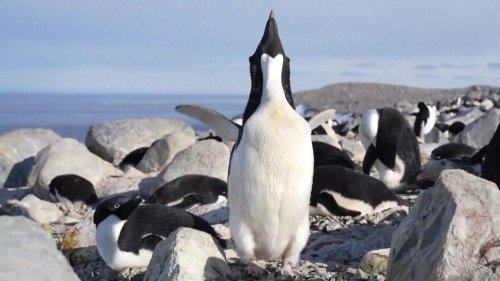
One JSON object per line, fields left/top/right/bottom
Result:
{"left": 0, "top": 93, "right": 247, "bottom": 141}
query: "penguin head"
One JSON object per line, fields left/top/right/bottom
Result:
{"left": 93, "top": 195, "right": 143, "bottom": 226}
{"left": 243, "top": 11, "right": 293, "bottom": 123}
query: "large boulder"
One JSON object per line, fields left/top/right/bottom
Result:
{"left": 136, "top": 132, "right": 196, "bottom": 173}
{"left": 387, "top": 170, "right": 500, "bottom": 281}
{"left": 143, "top": 227, "right": 229, "bottom": 281}
{"left": 27, "top": 138, "right": 122, "bottom": 201}
{"left": 0, "top": 128, "right": 61, "bottom": 187}
{"left": 0, "top": 216, "right": 80, "bottom": 281}
{"left": 155, "top": 140, "right": 230, "bottom": 187}
{"left": 460, "top": 108, "right": 500, "bottom": 149}
{"left": 85, "top": 119, "right": 195, "bottom": 166}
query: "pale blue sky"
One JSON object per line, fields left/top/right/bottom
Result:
{"left": 1, "top": 1, "right": 499, "bottom": 94}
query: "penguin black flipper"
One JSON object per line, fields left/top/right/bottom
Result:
{"left": 376, "top": 108, "right": 407, "bottom": 169}
{"left": 362, "top": 144, "right": 378, "bottom": 175}
{"left": 175, "top": 104, "right": 241, "bottom": 142}
{"left": 316, "top": 192, "right": 361, "bottom": 217}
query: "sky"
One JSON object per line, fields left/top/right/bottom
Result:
{"left": 1, "top": 1, "right": 500, "bottom": 95}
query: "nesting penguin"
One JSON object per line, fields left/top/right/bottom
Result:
{"left": 358, "top": 107, "right": 421, "bottom": 190}
{"left": 430, "top": 143, "right": 476, "bottom": 160}
{"left": 147, "top": 174, "right": 227, "bottom": 208}
{"left": 48, "top": 174, "right": 97, "bottom": 204}
{"left": 228, "top": 12, "right": 314, "bottom": 277}
{"left": 412, "top": 102, "right": 437, "bottom": 141}
{"left": 312, "top": 141, "right": 357, "bottom": 169}
{"left": 310, "top": 165, "right": 400, "bottom": 217}
{"left": 94, "top": 194, "right": 225, "bottom": 270}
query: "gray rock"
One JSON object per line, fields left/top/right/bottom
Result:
{"left": 387, "top": 170, "right": 500, "bottom": 281}
{"left": 0, "top": 128, "right": 61, "bottom": 187}
{"left": 339, "top": 137, "right": 365, "bottom": 163}
{"left": 0, "top": 186, "right": 30, "bottom": 206}
{"left": 359, "top": 248, "right": 390, "bottom": 276}
{"left": 60, "top": 214, "right": 100, "bottom": 266}
{"left": 143, "top": 227, "right": 230, "bottom": 281}
{"left": 27, "top": 138, "right": 122, "bottom": 201}
{"left": 311, "top": 135, "right": 341, "bottom": 149}
{"left": 480, "top": 99, "right": 495, "bottom": 112}
{"left": 85, "top": 118, "right": 195, "bottom": 166}
{"left": 0, "top": 216, "right": 80, "bottom": 281}
{"left": 187, "top": 198, "right": 229, "bottom": 225}
{"left": 460, "top": 108, "right": 500, "bottom": 149}
{"left": 156, "top": 140, "right": 230, "bottom": 186}
{"left": 5, "top": 194, "right": 64, "bottom": 224}
{"left": 394, "top": 100, "right": 416, "bottom": 114}
{"left": 136, "top": 133, "right": 196, "bottom": 173}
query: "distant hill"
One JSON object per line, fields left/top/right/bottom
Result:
{"left": 294, "top": 82, "right": 499, "bottom": 114}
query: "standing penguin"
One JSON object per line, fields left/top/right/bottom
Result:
{"left": 412, "top": 102, "right": 437, "bottom": 141}
{"left": 94, "top": 194, "right": 225, "bottom": 270}
{"left": 358, "top": 107, "right": 421, "bottom": 190}
{"left": 228, "top": 12, "right": 314, "bottom": 277}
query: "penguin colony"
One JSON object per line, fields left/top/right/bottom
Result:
{"left": 59, "top": 11, "right": 500, "bottom": 278}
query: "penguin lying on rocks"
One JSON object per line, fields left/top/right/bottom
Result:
{"left": 94, "top": 194, "right": 225, "bottom": 270}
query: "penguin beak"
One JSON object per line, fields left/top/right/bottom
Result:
{"left": 251, "top": 10, "right": 286, "bottom": 59}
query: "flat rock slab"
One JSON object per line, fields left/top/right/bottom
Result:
{"left": 0, "top": 216, "right": 80, "bottom": 281}
{"left": 387, "top": 169, "right": 500, "bottom": 281}
{"left": 460, "top": 108, "right": 500, "bottom": 149}
{"left": 85, "top": 118, "right": 195, "bottom": 166}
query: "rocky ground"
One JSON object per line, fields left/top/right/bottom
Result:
{"left": 1, "top": 82, "right": 500, "bottom": 281}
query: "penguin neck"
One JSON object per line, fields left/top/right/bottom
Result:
{"left": 260, "top": 53, "right": 288, "bottom": 104}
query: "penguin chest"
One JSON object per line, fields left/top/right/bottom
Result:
{"left": 230, "top": 103, "right": 314, "bottom": 201}
{"left": 95, "top": 216, "right": 152, "bottom": 270}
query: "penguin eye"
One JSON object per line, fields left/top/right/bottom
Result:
{"left": 113, "top": 204, "right": 120, "bottom": 208}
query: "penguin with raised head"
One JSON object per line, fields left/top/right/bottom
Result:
{"left": 49, "top": 174, "right": 97, "bottom": 204}
{"left": 412, "top": 102, "right": 437, "bottom": 141}
{"left": 481, "top": 123, "right": 500, "bottom": 188}
{"left": 310, "top": 165, "right": 400, "bottom": 217}
{"left": 228, "top": 12, "right": 314, "bottom": 277}
{"left": 358, "top": 107, "right": 421, "bottom": 191}
{"left": 94, "top": 194, "right": 225, "bottom": 270}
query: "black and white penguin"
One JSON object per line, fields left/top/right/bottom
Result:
{"left": 147, "top": 174, "right": 227, "bottom": 208}
{"left": 310, "top": 165, "right": 400, "bottom": 217}
{"left": 118, "top": 147, "right": 149, "bottom": 170}
{"left": 358, "top": 107, "right": 421, "bottom": 191}
{"left": 430, "top": 143, "right": 476, "bottom": 160}
{"left": 412, "top": 102, "right": 437, "bottom": 140}
{"left": 312, "top": 141, "right": 357, "bottom": 169}
{"left": 94, "top": 194, "right": 225, "bottom": 270}
{"left": 228, "top": 12, "right": 314, "bottom": 277}
{"left": 435, "top": 121, "right": 466, "bottom": 142}
{"left": 481, "top": 123, "right": 500, "bottom": 188}
{"left": 48, "top": 174, "right": 97, "bottom": 204}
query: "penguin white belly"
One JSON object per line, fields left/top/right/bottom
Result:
{"left": 421, "top": 106, "right": 437, "bottom": 136}
{"left": 228, "top": 103, "right": 313, "bottom": 262}
{"left": 374, "top": 157, "right": 405, "bottom": 189}
{"left": 95, "top": 216, "right": 153, "bottom": 270}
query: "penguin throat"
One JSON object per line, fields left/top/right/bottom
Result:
{"left": 260, "top": 53, "right": 286, "bottom": 102}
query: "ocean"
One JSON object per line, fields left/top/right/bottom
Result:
{"left": 0, "top": 93, "right": 248, "bottom": 141}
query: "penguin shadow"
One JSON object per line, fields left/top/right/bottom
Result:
{"left": 3, "top": 156, "right": 35, "bottom": 187}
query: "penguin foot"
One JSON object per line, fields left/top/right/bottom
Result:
{"left": 278, "top": 263, "right": 300, "bottom": 279}
{"left": 244, "top": 260, "right": 267, "bottom": 277}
